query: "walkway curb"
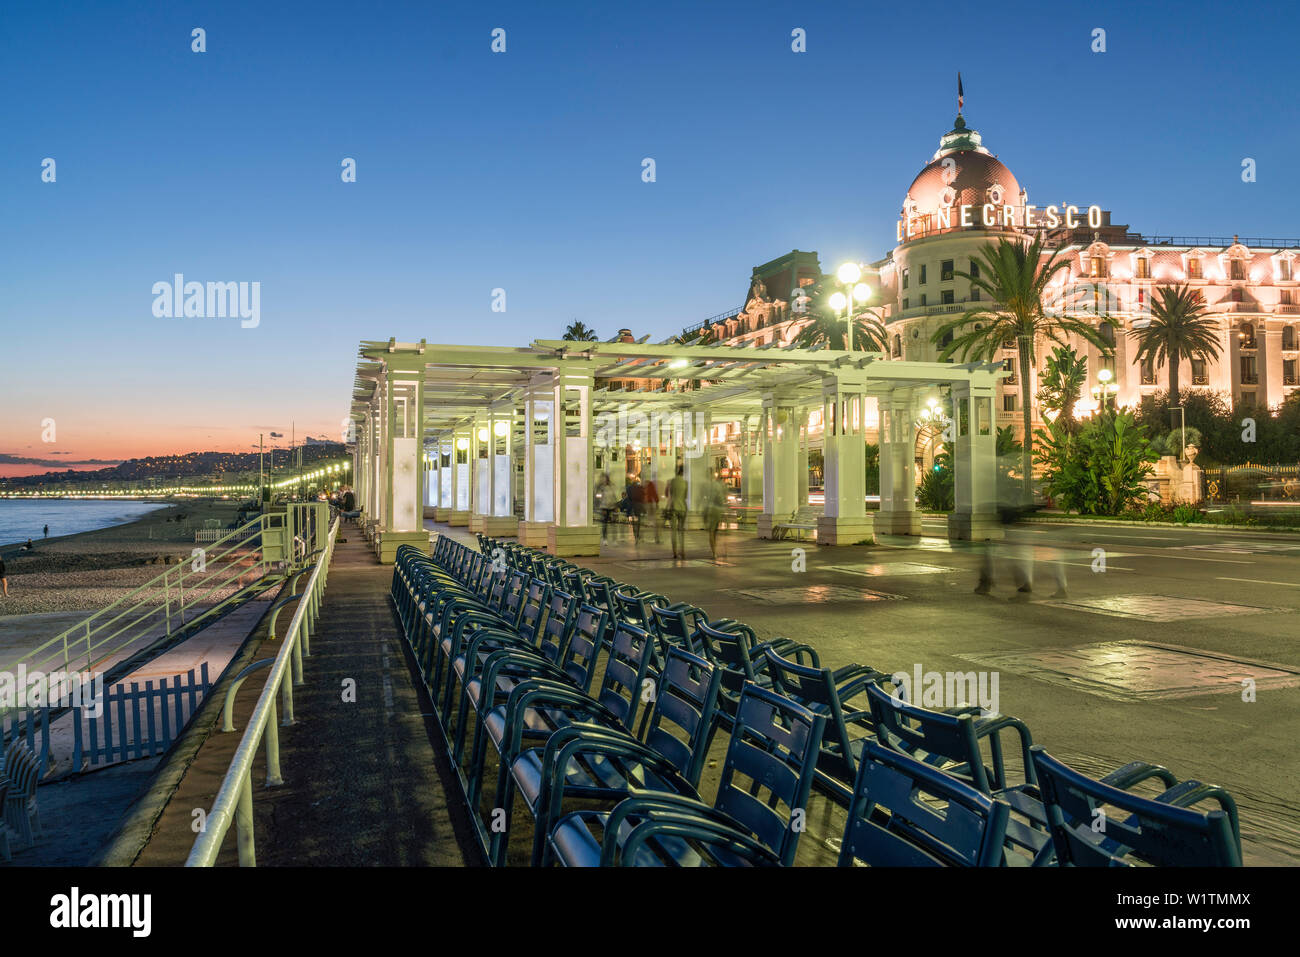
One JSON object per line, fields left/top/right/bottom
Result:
{"left": 1020, "top": 516, "right": 1300, "bottom": 536}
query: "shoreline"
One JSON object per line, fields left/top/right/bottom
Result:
{"left": 0, "top": 500, "right": 245, "bottom": 618}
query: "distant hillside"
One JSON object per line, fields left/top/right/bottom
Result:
{"left": 1, "top": 443, "right": 348, "bottom": 488}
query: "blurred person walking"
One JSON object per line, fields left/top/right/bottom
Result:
{"left": 666, "top": 465, "right": 688, "bottom": 559}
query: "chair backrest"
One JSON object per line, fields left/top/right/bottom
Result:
{"left": 613, "top": 588, "right": 657, "bottom": 630}
{"left": 643, "top": 648, "right": 721, "bottom": 789}
{"left": 561, "top": 567, "right": 588, "bottom": 602}
{"left": 561, "top": 604, "right": 610, "bottom": 692}
{"left": 840, "top": 740, "right": 1011, "bottom": 867}
{"left": 4, "top": 742, "right": 38, "bottom": 799}
{"left": 516, "top": 578, "right": 552, "bottom": 645}
{"left": 539, "top": 589, "right": 578, "bottom": 662}
{"left": 650, "top": 603, "right": 707, "bottom": 656}
{"left": 695, "top": 620, "right": 763, "bottom": 709}
{"left": 597, "top": 622, "right": 658, "bottom": 732}
{"left": 1030, "top": 747, "right": 1242, "bottom": 867}
{"left": 583, "top": 577, "right": 619, "bottom": 622}
{"left": 615, "top": 810, "right": 782, "bottom": 867}
{"left": 715, "top": 683, "right": 826, "bottom": 866}
{"left": 865, "top": 682, "right": 991, "bottom": 793}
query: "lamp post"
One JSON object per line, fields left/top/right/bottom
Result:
{"left": 827, "top": 262, "right": 872, "bottom": 352}
{"left": 1091, "top": 368, "right": 1117, "bottom": 412}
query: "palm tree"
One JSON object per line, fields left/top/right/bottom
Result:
{"left": 1130, "top": 284, "right": 1220, "bottom": 410}
{"left": 562, "top": 320, "right": 599, "bottom": 342}
{"left": 932, "top": 235, "right": 1113, "bottom": 504}
{"left": 792, "top": 309, "right": 887, "bottom": 351}
{"left": 1037, "top": 344, "right": 1089, "bottom": 433}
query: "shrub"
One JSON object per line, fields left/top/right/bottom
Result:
{"left": 1036, "top": 410, "right": 1158, "bottom": 515}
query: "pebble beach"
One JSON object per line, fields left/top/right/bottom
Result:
{"left": 0, "top": 500, "right": 245, "bottom": 617}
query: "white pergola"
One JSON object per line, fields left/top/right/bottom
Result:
{"left": 350, "top": 337, "right": 1007, "bottom": 561}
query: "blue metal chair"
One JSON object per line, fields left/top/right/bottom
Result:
{"left": 762, "top": 645, "right": 887, "bottom": 807}
{"left": 545, "top": 683, "right": 826, "bottom": 867}
{"left": 838, "top": 739, "right": 1012, "bottom": 867}
{"left": 1030, "top": 747, "right": 1243, "bottom": 867}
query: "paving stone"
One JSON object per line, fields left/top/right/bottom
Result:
{"left": 961, "top": 640, "right": 1300, "bottom": 701}
{"left": 826, "top": 562, "right": 957, "bottom": 577}
{"left": 1036, "top": 593, "right": 1285, "bottom": 622}
{"left": 728, "top": 584, "right": 902, "bottom": 604}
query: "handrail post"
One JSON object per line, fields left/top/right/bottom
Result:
{"left": 280, "top": 653, "right": 295, "bottom": 725}
{"left": 266, "top": 697, "right": 283, "bottom": 786}
{"left": 164, "top": 567, "right": 171, "bottom": 636}
{"left": 236, "top": 775, "right": 256, "bottom": 866}
{"left": 291, "top": 621, "right": 305, "bottom": 685}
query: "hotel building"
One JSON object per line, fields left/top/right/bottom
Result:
{"left": 693, "top": 111, "right": 1300, "bottom": 447}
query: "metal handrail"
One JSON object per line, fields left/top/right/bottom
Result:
{"left": 0, "top": 518, "right": 271, "bottom": 727}
{"left": 186, "top": 515, "right": 339, "bottom": 867}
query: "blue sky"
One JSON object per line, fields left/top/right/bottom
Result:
{"left": 2, "top": 0, "right": 1297, "bottom": 472}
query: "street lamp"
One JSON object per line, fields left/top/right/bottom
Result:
{"left": 1091, "top": 368, "right": 1117, "bottom": 411}
{"left": 829, "top": 262, "right": 872, "bottom": 352}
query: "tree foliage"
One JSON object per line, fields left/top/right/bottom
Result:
{"left": 1035, "top": 410, "right": 1157, "bottom": 515}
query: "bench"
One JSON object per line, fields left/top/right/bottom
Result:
{"left": 772, "top": 505, "right": 822, "bottom": 541}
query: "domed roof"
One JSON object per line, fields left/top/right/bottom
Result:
{"left": 901, "top": 115, "right": 1022, "bottom": 223}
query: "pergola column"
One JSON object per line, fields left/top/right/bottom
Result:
{"left": 948, "top": 378, "right": 1005, "bottom": 541}
{"left": 365, "top": 402, "right": 383, "bottom": 543}
{"left": 469, "top": 414, "right": 490, "bottom": 533}
{"left": 375, "top": 358, "right": 430, "bottom": 563}
{"left": 797, "top": 409, "right": 810, "bottom": 511}
{"left": 876, "top": 389, "right": 922, "bottom": 537}
{"left": 757, "top": 394, "right": 799, "bottom": 539}
{"left": 449, "top": 428, "right": 472, "bottom": 526}
{"left": 519, "top": 388, "right": 554, "bottom": 547}
{"left": 739, "top": 415, "right": 763, "bottom": 508}
{"left": 435, "top": 437, "right": 453, "bottom": 522}
{"left": 818, "top": 375, "right": 873, "bottom": 545}
{"left": 482, "top": 407, "right": 519, "bottom": 537}
{"left": 424, "top": 447, "right": 438, "bottom": 518}
{"left": 548, "top": 369, "right": 599, "bottom": 556}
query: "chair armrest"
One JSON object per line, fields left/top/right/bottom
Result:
{"left": 1100, "top": 761, "right": 1180, "bottom": 792}
{"left": 500, "top": 680, "right": 620, "bottom": 759}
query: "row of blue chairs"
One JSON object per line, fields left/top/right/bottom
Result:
{"left": 389, "top": 536, "right": 1242, "bottom": 867}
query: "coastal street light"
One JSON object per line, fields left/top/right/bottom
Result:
{"left": 832, "top": 262, "right": 871, "bottom": 352}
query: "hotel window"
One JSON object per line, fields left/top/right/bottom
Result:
{"left": 919, "top": 264, "right": 928, "bottom": 284}
{"left": 970, "top": 288, "right": 980, "bottom": 302}
{"left": 1240, "top": 391, "right": 1256, "bottom": 407}
{"left": 902, "top": 297, "right": 909, "bottom": 310}
{"left": 1136, "top": 257, "right": 1150, "bottom": 279}
{"left": 1284, "top": 359, "right": 1298, "bottom": 385}
{"left": 969, "top": 260, "right": 980, "bottom": 279}
{"left": 1099, "top": 321, "right": 1115, "bottom": 347}
{"left": 902, "top": 268, "right": 909, "bottom": 289}
{"left": 1141, "top": 358, "right": 1156, "bottom": 385}
{"left": 941, "top": 260, "right": 954, "bottom": 282}
{"left": 892, "top": 335, "right": 902, "bottom": 358}
{"left": 1280, "top": 259, "right": 1292, "bottom": 281}
{"left": 1230, "top": 286, "right": 1243, "bottom": 303}
{"left": 939, "top": 329, "right": 954, "bottom": 350}
{"left": 1003, "top": 357, "right": 1017, "bottom": 383}
{"left": 1239, "top": 322, "right": 1256, "bottom": 349}
{"left": 1230, "top": 259, "right": 1245, "bottom": 281}
{"left": 1191, "top": 358, "right": 1208, "bottom": 385}
{"left": 1240, "top": 355, "right": 1258, "bottom": 384}
{"left": 1281, "top": 290, "right": 1293, "bottom": 305}
{"left": 1188, "top": 257, "right": 1202, "bottom": 279}
{"left": 1284, "top": 325, "right": 1296, "bottom": 350}
{"left": 1003, "top": 394, "right": 1017, "bottom": 412}
{"left": 941, "top": 290, "right": 954, "bottom": 305}
{"left": 919, "top": 294, "right": 927, "bottom": 307}
{"left": 1090, "top": 256, "right": 1107, "bottom": 278}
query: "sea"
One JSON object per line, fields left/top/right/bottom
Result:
{"left": 0, "top": 499, "right": 169, "bottom": 548}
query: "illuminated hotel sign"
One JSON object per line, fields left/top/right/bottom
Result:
{"left": 897, "top": 203, "right": 1104, "bottom": 241}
